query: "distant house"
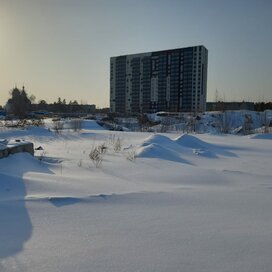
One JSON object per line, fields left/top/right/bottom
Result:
{"left": 28, "top": 110, "right": 53, "bottom": 118}
{"left": 0, "top": 110, "right": 7, "bottom": 119}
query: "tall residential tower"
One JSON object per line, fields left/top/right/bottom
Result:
{"left": 110, "top": 45, "right": 208, "bottom": 114}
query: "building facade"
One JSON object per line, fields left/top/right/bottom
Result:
{"left": 110, "top": 45, "right": 208, "bottom": 114}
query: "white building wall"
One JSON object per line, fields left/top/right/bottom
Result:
{"left": 192, "top": 45, "right": 208, "bottom": 112}
{"left": 166, "top": 75, "right": 170, "bottom": 103}
{"left": 202, "top": 47, "right": 208, "bottom": 111}
{"left": 110, "top": 58, "right": 116, "bottom": 112}
{"left": 140, "top": 58, "right": 144, "bottom": 112}
{"left": 125, "top": 56, "right": 132, "bottom": 113}
{"left": 151, "top": 77, "right": 158, "bottom": 102}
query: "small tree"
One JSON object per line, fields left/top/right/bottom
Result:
{"left": 243, "top": 114, "right": 253, "bottom": 135}
{"left": 113, "top": 137, "right": 122, "bottom": 152}
{"left": 221, "top": 111, "right": 230, "bottom": 133}
{"left": 263, "top": 111, "right": 270, "bottom": 133}
{"left": 137, "top": 114, "right": 150, "bottom": 131}
{"left": 7, "top": 86, "right": 32, "bottom": 118}
{"left": 185, "top": 114, "right": 197, "bottom": 133}
{"left": 70, "top": 118, "right": 83, "bottom": 131}
{"left": 38, "top": 99, "right": 48, "bottom": 111}
{"left": 53, "top": 120, "right": 64, "bottom": 134}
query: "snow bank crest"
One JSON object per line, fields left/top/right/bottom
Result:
{"left": 250, "top": 133, "right": 272, "bottom": 140}
{"left": 174, "top": 134, "right": 208, "bottom": 149}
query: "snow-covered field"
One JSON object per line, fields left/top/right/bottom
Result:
{"left": 1, "top": 120, "right": 272, "bottom": 272}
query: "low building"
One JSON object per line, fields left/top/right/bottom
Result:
{"left": 206, "top": 102, "right": 255, "bottom": 111}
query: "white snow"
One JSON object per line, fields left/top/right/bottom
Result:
{"left": 0, "top": 120, "right": 272, "bottom": 272}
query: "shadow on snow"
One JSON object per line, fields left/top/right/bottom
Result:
{"left": 0, "top": 153, "right": 53, "bottom": 261}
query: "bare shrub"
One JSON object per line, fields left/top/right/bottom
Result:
{"left": 183, "top": 114, "right": 198, "bottom": 133}
{"left": 108, "top": 134, "right": 116, "bottom": 145}
{"left": 53, "top": 120, "right": 64, "bottom": 134}
{"left": 31, "top": 119, "right": 45, "bottom": 127}
{"left": 77, "top": 158, "right": 83, "bottom": 167}
{"left": 126, "top": 149, "right": 136, "bottom": 162}
{"left": 263, "top": 111, "right": 271, "bottom": 134}
{"left": 17, "top": 119, "right": 28, "bottom": 127}
{"left": 221, "top": 112, "right": 230, "bottom": 134}
{"left": 38, "top": 151, "right": 46, "bottom": 163}
{"left": 108, "top": 134, "right": 122, "bottom": 152}
{"left": 97, "top": 142, "right": 107, "bottom": 154}
{"left": 159, "top": 124, "right": 168, "bottom": 133}
{"left": 89, "top": 146, "right": 103, "bottom": 168}
{"left": 113, "top": 137, "right": 122, "bottom": 152}
{"left": 243, "top": 114, "right": 253, "bottom": 135}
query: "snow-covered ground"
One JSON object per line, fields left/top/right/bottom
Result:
{"left": 0, "top": 120, "right": 272, "bottom": 272}
{"left": 116, "top": 110, "right": 272, "bottom": 134}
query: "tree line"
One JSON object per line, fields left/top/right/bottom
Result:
{"left": 4, "top": 86, "right": 96, "bottom": 118}
{"left": 254, "top": 102, "right": 272, "bottom": 111}
{"left": 2, "top": 86, "right": 272, "bottom": 119}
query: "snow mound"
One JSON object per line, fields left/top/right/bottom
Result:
{"left": 136, "top": 134, "right": 189, "bottom": 163}
{"left": 175, "top": 134, "right": 218, "bottom": 158}
{"left": 136, "top": 143, "right": 186, "bottom": 163}
{"left": 0, "top": 153, "right": 53, "bottom": 203}
{"left": 175, "top": 134, "right": 210, "bottom": 149}
{"left": 0, "top": 153, "right": 53, "bottom": 179}
{"left": 141, "top": 134, "right": 177, "bottom": 147}
{"left": 250, "top": 133, "right": 272, "bottom": 140}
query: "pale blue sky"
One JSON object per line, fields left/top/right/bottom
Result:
{"left": 1, "top": 0, "right": 271, "bottom": 107}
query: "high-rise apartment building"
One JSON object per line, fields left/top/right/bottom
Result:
{"left": 110, "top": 45, "right": 208, "bottom": 114}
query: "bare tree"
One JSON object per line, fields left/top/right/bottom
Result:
{"left": 53, "top": 120, "right": 64, "bottom": 134}
{"left": 70, "top": 118, "right": 83, "bottom": 131}
{"left": 243, "top": 114, "right": 253, "bottom": 135}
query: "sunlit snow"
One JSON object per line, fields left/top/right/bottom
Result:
{"left": 0, "top": 120, "right": 272, "bottom": 272}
